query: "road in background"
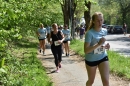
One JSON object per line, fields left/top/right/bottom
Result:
{"left": 105, "top": 34, "right": 130, "bottom": 57}
{"left": 77, "top": 33, "right": 130, "bottom": 57}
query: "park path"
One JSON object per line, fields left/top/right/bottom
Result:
{"left": 37, "top": 45, "right": 130, "bottom": 86}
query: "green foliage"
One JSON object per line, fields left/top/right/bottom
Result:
{"left": 70, "top": 39, "right": 85, "bottom": 57}
{"left": 0, "top": 0, "right": 63, "bottom": 65}
{"left": 74, "top": 0, "right": 130, "bottom": 27}
{"left": 0, "top": 58, "right": 5, "bottom": 68}
{"left": 0, "top": 36, "right": 52, "bottom": 86}
{"left": 0, "top": 0, "right": 62, "bottom": 85}
{"left": 97, "top": 0, "right": 130, "bottom": 26}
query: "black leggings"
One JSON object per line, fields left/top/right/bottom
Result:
{"left": 51, "top": 45, "right": 62, "bottom": 67}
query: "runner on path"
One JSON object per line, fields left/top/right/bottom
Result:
{"left": 36, "top": 23, "right": 47, "bottom": 55}
{"left": 62, "top": 24, "right": 71, "bottom": 56}
{"left": 84, "top": 12, "right": 110, "bottom": 86}
{"left": 48, "top": 23, "right": 65, "bottom": 73}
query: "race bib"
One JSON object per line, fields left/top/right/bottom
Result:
{"left": 54, "top": 41, "right": 60, "bottom": 46}
{"left": 94, "top": 46, "right": 105, "bottom": 54}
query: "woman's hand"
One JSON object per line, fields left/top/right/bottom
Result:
{"left": 49, "top": 41, "right": 52, "bottom": 45}
{"left": 98, "top": 37, "right": 106, "bottom": 45}
{"left": 58, "top": 40, "right": 62, "bottom": 44}
{"left": 105, "top": 43, "right": 110, "bottom": 50}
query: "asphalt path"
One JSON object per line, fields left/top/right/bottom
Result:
{"left": 38, "top": 47, "right": 130, "bottom": 86}
{"left": 105, "top": 34, "right": 130, "bottom": 57}
{"left": 37, "top": 34, "right": 130, "bottom": 86}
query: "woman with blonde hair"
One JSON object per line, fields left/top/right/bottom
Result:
{"left": 36, "top": 23, "right": 47, "bottom": 55}
{"left": 84, "top": 12, "right": 110, "bottom": 86}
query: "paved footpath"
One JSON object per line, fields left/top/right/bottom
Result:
{"left": 37, "top": 45, "right": 130, "bottom": 86}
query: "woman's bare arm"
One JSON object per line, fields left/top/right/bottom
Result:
{"left": 84, "top": 42, "right": 100, "bottom": 54}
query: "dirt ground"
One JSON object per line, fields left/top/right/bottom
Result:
{"left": 37, "top": 45, "right": 130, "bottom": 86}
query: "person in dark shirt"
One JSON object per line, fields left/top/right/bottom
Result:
{"left": 48, "top": 23, "right": 64, "bottom": 73}
{"left": 123, "top": 23, "right": 127, "bottom": 36}
{"left": 79, "top": 24, "right": 85, "bottom": 39}
{"left": 75, "top": 24, "right": 80, "bottom": 37}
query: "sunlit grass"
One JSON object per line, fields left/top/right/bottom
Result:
{"left": 108, "top": 51, "right": 130, "bottom": 79}
{"left": 3, "top": 36, "right": 53, "bottom": 86}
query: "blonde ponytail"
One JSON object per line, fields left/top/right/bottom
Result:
{"left": 85, "top": 12, "right": 103, "bottom": 34}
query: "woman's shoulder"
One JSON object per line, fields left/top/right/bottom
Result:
{"left": 102, "top": 28, "right": 107, "bottom": 31}
{"left": 58, "top": 30, "right": 62, "bottom": 34}
{"left": 86, "top": 29, "right": 93, "bottom": 36}
{"left": 101, "top": 28, "right": 107, "bottom": 32}
{"left": 87, "top": 29, "right": 93, "bottom": 33}
{"left": 66, "top": 29, "right": 70, "bottom": 32}
{"left": 43, "top": 28, "right": 47, "bottom": 30}
{"left": 101, "top": 28, "right": 107, "bottom": 35}
{"left": 61, "top": 29, "right": 65, "bottom": 32}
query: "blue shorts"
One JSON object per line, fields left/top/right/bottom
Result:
{"left": 85, "top": 56, "right": 108, "bottom": 66}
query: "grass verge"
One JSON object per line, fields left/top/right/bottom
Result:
{"left": 1, "top": 36, "right": 53, "bottom": 86}
{"left": 70, "top": 39, "right": 130, "bottom": 80}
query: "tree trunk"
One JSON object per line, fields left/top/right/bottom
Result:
{"left": 60, "top": 0, "right": 77, "bottom": 39}
{"left": 122, "top": 10, "right": 126, "bottom": 24}
{"left": 69, "top": 0, "right": 77, "bottom": 39}
{"left": 60, "top": 0, "right": 69, "bottom": 26}
{"left": 84, "top": 1, "right": 91, "bottom": 31}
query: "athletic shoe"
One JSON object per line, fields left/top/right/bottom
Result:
{"left": 62, "top": 51, "right": 64, "bottom": 54}
{"left": 66, "top": 53, "right": 67, "bottom": 56}
{"left": 43, "top": 51, "right": 45, "bottom": 55}
{"left": 55, "top": 70, "right": 59, "bottom": 73}
{"left": 39, "top": 49, "right": 41, "bottom": 53}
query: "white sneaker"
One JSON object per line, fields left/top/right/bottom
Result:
{"left": 43, "top": 51, "right": 46, "bottom": 56}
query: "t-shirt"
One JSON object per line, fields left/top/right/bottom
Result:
{"left": 51, "top": 31, "right": 62, "bottom": 47}
{"left": 38, "top": 28, "right": 47, "bottom": 39}
{"left": 84, "top": 28, "right": 108, "bottom": 61}
{"left": 46, "top": 26, "right": 51, "bottom": 34}
{"left": 62, "top": 29, "right": 71, "bottom": 41}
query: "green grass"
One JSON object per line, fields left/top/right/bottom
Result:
{"left": 3, "top": 37, "right": 130, "bottom": 86}
{"left": 1, "top": 36, "right": 53, "bottom": 86}
{"left": 70, "top": 39, "right": 85, "bottom": 57}
{"left": 108, "top": 51, "right": 130, "bottom": 79}
{"left": 70, "top": 39, "right": 130, "bottom": 80}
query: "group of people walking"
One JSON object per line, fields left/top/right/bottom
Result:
{"left": 36, "top": 23, "right": 71, "bottom": 72}
{"left": 36, "top": 11, "right": 112, "bottom": 86}
{"left": 75, "top": 24, "right": 85, "bottom": 39}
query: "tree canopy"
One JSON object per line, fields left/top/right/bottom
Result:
{"left": 1, "top": 0, "right": 130, "bottom": 60}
